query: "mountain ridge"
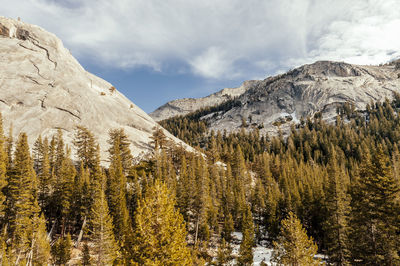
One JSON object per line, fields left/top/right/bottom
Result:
{"left": 150, "top": 80, "right": 257, "bottom": 121}
{"left": 152, "top": 59, "right": 400, "bottom": 135}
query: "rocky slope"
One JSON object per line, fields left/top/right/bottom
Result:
{"left": 0, "top": 16, "right": 191, "bottom": 161}
{"left": 153, "top": 60, "right": 400, "bottom": 135}
{"left": 150, "top": 80, "right": 257, "bottom": 121}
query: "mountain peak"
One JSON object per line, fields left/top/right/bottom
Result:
{"left": 0, "top": 17, "right": 191, "bottom": 161}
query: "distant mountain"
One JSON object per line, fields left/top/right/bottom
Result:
{"left": 0, "top": 17, "right": 191, "bottom": 161}
{"left": 150, "top": 80, "right": 257, "bottom": 121}
{"left": 153, "top": 60, "right": 400, "bottom": 135}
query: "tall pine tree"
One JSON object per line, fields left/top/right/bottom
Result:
{"left": 131, "top": 179, "right": 192, "bottom": 265}
{"left": 238, "top": 205, "right": 254, "bottom": 266}
{"left": 323, "top": 149, "right": 351, "bottom": 265}
{"left": 272, "top": 212, "right": 320, "bottom": 265}
{"left": 89, "top": 180, "right": 119, "bottom": 265}
{"left": 350, "top": 147, "right": 400, "bottom": 265}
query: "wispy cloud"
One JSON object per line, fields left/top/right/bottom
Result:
{"left": 2, "top": 0, "right": 400, "bottom": 80}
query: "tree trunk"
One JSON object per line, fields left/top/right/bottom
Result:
{"left": 75, "top": 216, "right": 87, "bottom": 248}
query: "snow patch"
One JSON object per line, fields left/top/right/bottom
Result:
{"left": 228, "top": 232, "right": 275, "bottom": 265}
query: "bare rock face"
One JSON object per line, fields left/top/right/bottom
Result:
{"left": 149, "top": 80, "right": 257, "bottom": 121}
{"left": 0, "top": 17, "right": 190, "bottom": 161}
{"left": 152, "top": 60, "right": 400, "bottom": 135}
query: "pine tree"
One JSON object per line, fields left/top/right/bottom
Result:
{"left": 54, "top": 154, "right": 76, "bottom": 236}
{"left": 31, "top": 214, "right": 51, "bottom": 265}
{"left": 36, "top": 137, "right": 51, "bottom": 210}
{"left": 108, "top": 129, "right": 133, "bottom": 174}
{"left": 73, "top": 162, "right": 91, "bottom": 248}
{"left": 51, "top": 234, "right": 72, "bottom": 265}
{"left": 0, "top": 113, "right": 7, "bottom": 223}
{"left": 32, "top": 135, "right": 43, "bottom": 173}
{"left": 48, "top": 135, "right": 57, "bottom": 170}
{"left": 106, "top": 133, "right": 132, "bottom": 261}
{"left": 350, "top": 147, "right": 400, "bottom": 265}
{"left": 131, "top": 179, "right": 192, "bottom": 265}
{"left": 272, "top": 212, "right": 320, "bottom": 265}
{"left": 222, "top": 213, "right": 234, "bottom": 244}
{"left": 5, "top": 126, "right": 13, "bottom": 174}
{"left": 150, "top": 126, "right": 168, "bottom": 150}
{"left": 237, "top": 205, "right": 254, "bottom": 266}
{"left": 251, "top": 178, "right": 266, "bottom": 231}
{"left": 81, "top": 241, "right": 91, "bottom": 266}
{"left": 0, "top": 236, "right": 9, "bottom": 266}
{"left": 231, "top": 146, "right": 248, "bottom": 224}
{"left": 215, "top": 238, "right": 231, "bottom": 266}
{"left": 74, "top": 126, "right": 97, "bottom": 171}
{"left": 54, "top": 129, "right": 65, "bottom": 175}
{"left": 89, "top": 182, "right": 119, "bottom": 265}
{"left": 323, "top": 149, "right": 351, "bottom": 265}
{"left": 5, "top": 133, "right": 40, "bottom": 263}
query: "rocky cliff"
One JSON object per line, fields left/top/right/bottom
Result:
{"left": 0, "top": 16, "right": 191, "bottom": 161}
{"left": 153, "top": 60, "right": 400, "bottom": 135}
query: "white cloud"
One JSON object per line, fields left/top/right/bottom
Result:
{"left": 1, "top": 0, "right": 400, "bottom": 79}
{"left": 189, "top": 47, "right": 236, "bottom": 79}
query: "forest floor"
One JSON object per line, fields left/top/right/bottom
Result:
{"left": 230, "top": 232, "right": 274, "bottom": 265}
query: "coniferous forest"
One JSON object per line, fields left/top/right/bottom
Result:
{"left": 0, "top": 96, "right": 400, "bottom": 265}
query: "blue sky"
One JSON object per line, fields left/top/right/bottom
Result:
{"left": 2, "top": 0, "right": 400, "bottom": 112}
{"left": 81, "top": 61, "right": 243, "bottom": 113}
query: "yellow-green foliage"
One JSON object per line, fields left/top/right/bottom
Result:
{"left": 272, "top": 212, "right": 320, "bottom": 265}
{"left": 131, "top": 179, "right": 192, "bottom": 265}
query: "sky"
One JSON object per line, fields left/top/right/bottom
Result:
{"left": 1, "top": 0, "right": 400, "bottom": 113}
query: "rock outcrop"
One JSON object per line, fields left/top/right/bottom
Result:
{"left": 152, "top": 60, "right": 400, "bottom": 135}
{"left": 0, "top": 16, "right": 191, "bottom": 161}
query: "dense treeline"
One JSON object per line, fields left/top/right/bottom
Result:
{"left": 159, "top": 98, "right": 241, "bottom": 147}
{"left": 0, "top": 123, "right": 193, "bottom": 264}
{"left": 160, "top": 95, "right": 400, "bottom": 265}
{"left": 0, "top": 95, "right": 399, "bottom": 264}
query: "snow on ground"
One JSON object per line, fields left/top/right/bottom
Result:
{"left": 222, "top": 231, "right": 325, "bottom": 265}
{"left": 229, "top": 232, "right": 275, "bottom": 265}
{"left": 253, "top": 246, "right": 274, "bottom": 265}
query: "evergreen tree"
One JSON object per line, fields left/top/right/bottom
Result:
{"left": 323, "top": 149, "right": 351, "bottom": 265}
{"left": 31, "top": 213, "right": 51, "bottom": 265}
{"left": 89, "top": 183, "right": 119, "bottom": 265}
{"left": 238, "top": 205, "right": 254, "bottom": 266}
{"left": 5, "top": 126, "right": 13, "bottom": 174}
{"left": 131, "top": 179, "right": 192, "bottom": 265}
{"left": 215, "top": 238, "right": 231, "bottom": 266}
{"left": 0, "top": 236, "right": 9, "bottom": 266}
{"left": 222, "top": 213, "right": 234, "bottom": 244}
{"left": 54, "top": 154, "right": 76, "bottom": 236}
{"left": 0, "top": 113, "right": 7, "bottom": 223}
{"left": 350, "top": 147, "right": 400, "bottom": 265}
{"left": 81, "top": 241, "right": 91, "bottom": 266}
{"left": 74, "top": 126, "right": 97, "bottom": 171}
{"left": 54, "top": 129, "right": 65, "bottom": 175}
{"left": 51, "top": 234, "right": 72, "bottom": 265}
{"left": 5, "top": 133, "right": 40, "bottom": 263}
{"left": 108, "top": 129, "right": 133, "bottom": 174}
{"left": 32, "top": 135, "right": 43, "bottom": 173}
{"left": 106, "top": 133, "right": 132, "bottom": 261}
{"left": 272, "top": 212, "right": 320, "bottom": 265}
{"left": 36, "top": 137, "right": 51, "bottom": 210}
{"left": 150, "top": 126, "right": 168, "bottom": 150}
